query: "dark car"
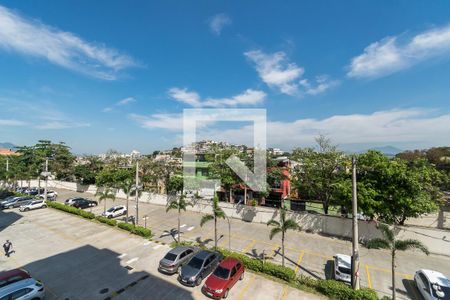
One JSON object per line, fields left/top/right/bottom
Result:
{"left": 71, "top": 198, "right": 98, "bottom": 209}
{"left": 26, "top": 188, "right": 44, "bottom": 196}
{"left": 2, "top": 197, "right": 33, "bottom": 209}
{"left": 0, "top": 269, "right": 31, "bottom": 288}
{"left": 178, "top": 250, "right": 222, "bottom": 287}
{"left": 202, "top": 258, "right": 245, "bottom": 299}
{"left": 159, "top": 246, "right": 197, "bottom": 274}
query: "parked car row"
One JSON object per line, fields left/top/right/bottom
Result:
{"left": 158, "top": 246, "right": 244, "bottom": 299}
{"left": 0, "top": 269, "right": 45, "bottom": 300}
{"left": 333, "top": 253, "right": 450, "bottom": 300}
{"left": 14, "top": 187, "right": 57, "bottom": 199}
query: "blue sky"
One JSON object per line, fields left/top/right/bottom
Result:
{"left": 1, "top": 1, "right": 450, "bottom": 154}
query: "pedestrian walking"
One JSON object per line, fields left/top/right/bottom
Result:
{"left": 3, "top": 240, "right": 14, "bottom": 257}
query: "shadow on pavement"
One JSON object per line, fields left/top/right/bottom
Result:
{"left": 19, "top": 244, "right": 194, "bottom": 300}
{"left": 402, "top": 278, "right": 421, "bottom": 300}
{"left": 0, "top": 209, "right": 22, "bottom": 233}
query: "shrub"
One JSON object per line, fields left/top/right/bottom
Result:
{"left": 300, "top": 279, "right": 378, "bottom": 300}
{"left": 46, "top": 201, "right": 95, "bottom": 219}
{"left": 118, "top": 222, "right": 152, "bottom": 238}
{"left": 96, "top": 216, "right": 117, "bottom": 226}
{"left": 217, "top": 248, "right": 296, "bottom": 282}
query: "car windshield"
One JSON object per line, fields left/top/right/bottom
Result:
{"left": 213, "top": 265, "right": 230, "bottom": 280}
{"left": 107, "top": 207, "right": 115, "bottom": 212}
{"left": 164, "top": 253, "right": 177, "bottom": 261}
{"left": 0, "top": 276, "right": 25, "bottom": 288}
{"left": 187, "top": 257, "right": 204, "bottom": 269}
{"left": 338, "top": 266, "right": 351, "bottom": 274}
{"left": 432, "top": 285, "right": 450, "bottom": 300}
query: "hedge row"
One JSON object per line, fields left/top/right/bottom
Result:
{"left": 217, "top": 248, "right": 296, "bottom": 282}
{"left": 297, "top": 275, "right": 378, "bottom": 300}
{"left": 95, "top": 216, "right": 117, "bottom": 226}
{"left": 46, "top": 201, "right": 151, "bottom": 238}
{"left": 118, "top": 222, "right": 152, "bottom": 238}
{"left": 46, "top": 201, "right": 95, "bottom": 219}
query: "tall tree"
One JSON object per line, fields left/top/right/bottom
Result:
{"left": 291, "top": 135, "right": 343, "bottom": 214}
{"left": 366, "top": 224, "right": 429, "bottom": 300}
{"left": 96, "top": 187, "right": 116, "bottom": 213}
{"left": 267, "top": 208, "right": 299, "bottom": 266}
{"left": 166, "top": 194, "right": 192, "bottom": 243}
{"left": 200, "top": 195, "right": 226, "bottom": 248}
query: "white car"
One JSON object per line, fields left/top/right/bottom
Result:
{"left": 414, "top": 269, "right": 450, "bottom": 300}
{"left": 0, "top": 278, "right": 45, "bottom": 300}
{"left": 333, "top": 254, "right": 352, "bottom": 284}
{"left": 102, "top": 205, "right": 127, "bottom": 218}
{"left": 37, "top": 190, "right": 58, "bottom": 200}
{"left": 19, "top": 200, "right": 47, "bottom": 212}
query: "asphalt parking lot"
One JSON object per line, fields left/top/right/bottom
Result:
{"left": 46, "top": 188, "right": 450, "bottom": 299}
{"left": 0, "top": 205, "right": 323, "bottom": 300}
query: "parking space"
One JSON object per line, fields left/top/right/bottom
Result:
{"left": 42, "top": 187, "right": 450, "bottom": 299}
{"left": 0, "top": 207, "right": 323, "bottom": 300}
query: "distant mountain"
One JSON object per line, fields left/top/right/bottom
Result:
{"left": 0, "top": 142, "right": 17, "bottom": 150}
{"left": 363, "top": 146, "right": 403, "bottom": 156}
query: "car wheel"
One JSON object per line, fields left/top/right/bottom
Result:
{"left": 42, "top": 205, "right": 47, "bottom": 208}
{"left": 108, "top": 215, "right": 112, "bottom": 219}
{"left": 196, "top": 276, "right": 202, "bottom": 286}
{"left": 25, "top": 208, "right": 30, "bottom": 211}
{"left": 223, "top": 289, "right": 229, "bottom": 299}
{"left": 240, "top": 272, "right": 244, "bottom": 280}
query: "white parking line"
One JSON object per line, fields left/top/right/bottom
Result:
{"left": 187, "top": 226, "right": 195, "bottom": 231}
{"left": 180, "top": 224, "right": 187, "bottom": 228}
{"left": 126, "top": 257, "right": 139, "bottom": 264}
{"left": 118, "top": 253, "right": 128, "bottom": 259}
{"left": 143, "top": 241, "right": 151, "bottom": 246}
{"left": 153, "top": 245, "right": 162, "bottom": 250}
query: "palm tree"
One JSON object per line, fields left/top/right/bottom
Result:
{"left": 166, "top": 193, "right": 192, "bottom": 243}
{"left": 200, "top": 194, "right": 226, "bottom": 248}
{"left": 366, "top": 224, "right": 429, "bottom": 300}
{"left": 120, "top": 178, "right": 134, "bottom": 222}
{"left": 267, "top": 207, "right": 299, "bottom": 267}
{"left": 96, "top": 187, "right": 116, "bottom": 213}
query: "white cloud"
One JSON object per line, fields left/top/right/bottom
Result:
{"left": 299, "top": 75, "right": 340, "bottom": 96}
{"left": 0, "top": 119, "right": 26, "bottom": 126}
{"left": 35, "top": 121, "right": 90, "bottom": 130}
{"left": 0, "top": 5, "right": 138, "bottom": 80}
{"left": 348, "top": 24, "right": 450, "bottom": 78}
{"left": 117, "top": 97, "right": 136, "bottom": 106}
{"left": 102, "top": 97, "right": 136, "bottom": 112}
{"left": 128, "top": 113, "right": 183, "bottom": 131}
{"left": 244, "top": 50, "right": 337, "bottom": 96}
{"left": 208, "top": 13, "right": 232, "bottom": 35}
{"left": 174, "top": 108, "right": 450, "bottom": 149}
{"left": 168, "top": 88, "right": 266, "bottom": 107}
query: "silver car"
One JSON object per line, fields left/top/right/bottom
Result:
{"left": 178, "top": 250, "right": 222, "bottom": 287}
{"left": 159, "top": 246, "right": 197, "bottom": 274}
{"left": 0, "top": 278, "right": 45, "bottom": 300}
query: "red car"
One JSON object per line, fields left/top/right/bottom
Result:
{"left": 0, "top": 268, "right": 31, "bottom": 288}
{"left": 202, "top": 257, "right": 245, "bottom": 299}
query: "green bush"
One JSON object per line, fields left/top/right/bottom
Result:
{"left": 46, "top": 201, "right": 95, "bottom": 219}
{"left": 217, "top": 248, "right": 296, "bottom": 282}
{"left": 118, "top": 222, "right": 152, "bottom": 238}
{"left": 96, "top": 216, "right": 117, "bottom": 226}
{"left": 298, "top": 278, "right": 378, "bottom": 300}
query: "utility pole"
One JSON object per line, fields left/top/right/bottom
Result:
{"left": 44, "top": 158, "right": 49, "bottom": 202}
{"left": 351, "top": 156, "right": 360, "bottom": 290}
{"left": 135, "top": 160, "right": 139, "bottom": 226}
